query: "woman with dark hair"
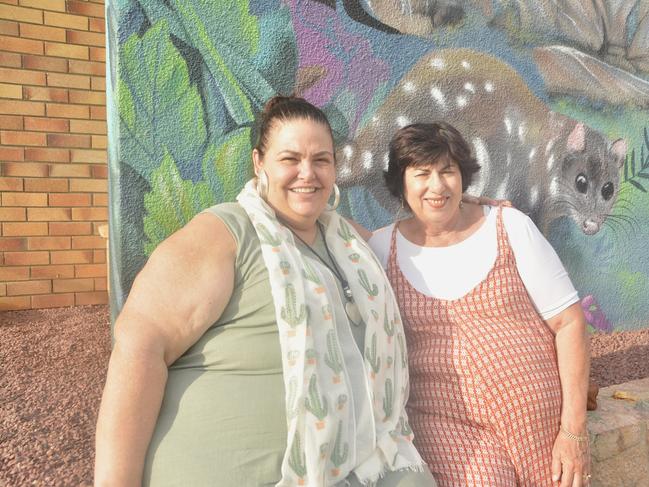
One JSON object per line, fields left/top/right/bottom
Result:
{"left": 369, "top": 122, "right": 590, "bottom": 487}
{"left": 94, "top": 96, "right": 436, "bottom": 486}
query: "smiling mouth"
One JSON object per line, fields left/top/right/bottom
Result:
{"left": 424, "top": 196, "right": 448, "bottom": 208}
{"left": 291, "top": 187, "right": 318, "bottom": 193}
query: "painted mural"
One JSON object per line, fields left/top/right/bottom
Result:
{"left": 107, "top": 0, "right": 649, "bottom": 331}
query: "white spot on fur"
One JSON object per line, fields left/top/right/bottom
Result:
{"left": 484, "top": 81, "right": 494, "bottom": 92}
{"left": 343, "top": 145, "right": 353, "bottom": 159}
{"left": 545, "top": 139, "right": 555, "bottom": 154}
{"left": 340, "top": 166, "right": 351, "bottom": 178}
{"left": 547, "top": 153, "right": 555, "bottom": 170}
{"left": 530, "top": 186, "right": 539, "bottom": 206}
{"left": 372, "top": 115, "right": 379, "bottom": 124}
{"left": 403, "top": 81, "right": 416, "bottom": 93}
{"left": 549, "top": 177, "right": 558, "bottom": 195}
{"left": 506, "top": 152, "right": 512, "bottom": 166}
{"left": 528, "top": 148, "right": 536, "bottom": 160}
{"left": 430, "top": 57, "right": 445, "bottom": 69}
{"left": 396, "top": 116, "right": 410, "bottom": 127}
{"left": 430, "top": 86, "right": 447, "bottom": 109}
{"left": 469, "top": 137, "right": 489, "bottom": 195}
{"left": 456, "top": 95, "right": 467, "bottom": 108}
{"left": 464, "top": 82, "right": 475, "bottom": 93}
{"left": 504, "top": 118, "right": 512, "bottom": 135}
{"left": 383, "top": 152, "right": 390, "bottom": 170}
{"left": 461, "top": 60, "right": 471, "bottom": 70}
{"left": 362, "top": 151, "right": 373, "bottom": 169}
{"left": 518, "top": 123, "right": 526, "bottom": 143}
{"left": 495, "top": 173, "right": 509, "bottom": 199}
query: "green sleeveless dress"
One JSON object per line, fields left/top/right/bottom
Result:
{"left": 142, "top": 203, "right": 435, "bottom": 487}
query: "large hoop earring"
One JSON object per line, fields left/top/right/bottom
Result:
{"left": 256, "top": 170, "right": 269, "bottom": 199}
{"left": 327, "top": 183, "right": 340, "bottom": 211}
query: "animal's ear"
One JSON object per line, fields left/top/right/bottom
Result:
{"left": 610, "top": 138, "right": 627, "bottom": 168}
{"left": 566, "top": 122, "right": 586, "bottom": 152}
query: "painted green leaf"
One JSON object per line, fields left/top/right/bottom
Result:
{"left": 119, "top": 20, "right": 206, "bottom": 181}
{"left": 143, "top": 151, "right": 216, "bottom": 255}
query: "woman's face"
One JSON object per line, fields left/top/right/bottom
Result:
{"left": 253, "top": 118, "right": 335, "bottom": 230}
{"left": 403, "top": 156, "right": 463, "bottom": 228}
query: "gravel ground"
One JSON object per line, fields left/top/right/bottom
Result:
{"left": 0, "top": 305, "right": 647, "bottom": 485}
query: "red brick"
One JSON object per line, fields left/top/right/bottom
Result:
{"left": 48, "top": 163, "right": 89, "bottom": 178}
{"left": 47, "top": 133, "right": 91, "bottom": 148}
{"left": 19, "top": 0, "right": 66, "bottom": 12}
{"left": 25, "top": 147, "right": 68, "bottom": 162}
{"left": 0, "top": 115, "right": 22, "bottom": 130}
{"left": 75, "top": 290, "right": 107, "bottom": 305}
{"left": 92, "top": 192, "right": 107, "bottom": 206}
{"left": 89, "top": 105, "right": 105, "bottom": 120}
{"left": 27, "top": 235, "right": 70, "bottom": 250}
{"left": 0, "top": 177, "right": 22, "bottom": 191}
{"left": 0, "top": 4, "right": 43, "bottom": 23}
{"left": 71, "top": 206, "right": 106, "bottom": 220}
{"left": 50, "top": 249, "right": 92, "bottom": 264}
{"left": 31, "top": 292, "right": 74, "bottom": 308}
{"left": 49, "top": 221, "right": 91, "bottom": 235}
{"left": 0, "top": 19, "right": 18, "bottom": 36}
{"left": 71, "top": 149, "right": 106, "bottom": 164}
{"left": 27, "top": 207, "right": 71, "bottom": 221}
{"left": 91, "top": 134, "right": 106, "bottom": 149}
{"left": 46, "top": 72, "right": 89, "bottom": 89}
{"left": 0, "top": 99, "right": 44, "bottom": 116}
{"left": 4, "top": 251, "right": 49, "bottom": 265}
{"left": 30, "top": 264, "right": 74, "bottom": 278}
{"left": 43, "top": 11, "right": 87, "bottom": 30}
{"left": 0, "top": 130, "right": 46, "bottom": 146}
{"left": 0, "top": 34, "right": 43, "bottom": 55}
{"left": 24, "top": 117, "right": 69, "bottom": 132}
{"left": 0, "top": 1, "right": 19, "bottom": 5}
{"left": 66, "top": 0, "right": 104, "bottom": 18}
{"left": 49, "top": 192, "right": 90, "bottom": 206}
{"left": 0, "top": 146, "right": 25, "bottom": 160}
{"left": 88, "top": 46, "right": 104, "bottom": 62}
{"left": 66, "top": 29, "right": 103, "bottom": 47}
{"left": 45, "top": 41, "right": 88, "bottom": 60}
{"left": 74, "top": 263, "right": 105, "bottom": 278}
{"left": 90, "top": 75, "right": 104, "bottom": 91}
{"left": 20, "top": 22, "right": 65, "bottom": 41}
{"left": 0, "top": 266, "right": 29, "bottom": 280}
{"left": 0, "top": 283, "right": 5, "bottom": 297}
{"left": 68, "top": 59, "right": 103, "bottom": 75}
{"left": 0, "top": 51, "right": 21, "bottom": 67}
{"left": 1, "top": 162, "right": 48, "bottom": 177}
{"left": 22, "top": 53, "right": 68, "bottom": 72}
{"left": 69, "top": 120, "right": 105, "bottom": 135}
{"left": 46, "top": 102, "right": 88, "bottom": 119}
{"left": 68, "top": 178, "right": 105, "bottom": 193}
{"left": 2, "top": 221, "right": 48, "bottom": 236}
{"left": 0, "top": 66, "right": 46, "bottom": 85}
{"left": 92, "top": 248, "right": 104, "bottom": 263}
{"left": 0, "top": 82, "right": 22, "bottom": 98}
{"left": 6, "top": 279, "right": 51, "bottom": 296}
{"left": 24, "top": 177, "right": 67, "bottom": 192}
{"left": 2, "top": 192, "right": 47, "bottom": 206}
{"left": 93, "top": 276, "right": 106, "bottom": 291}
{"left": 0, "top": 236, "right": 26, "bottom": 251}
{"left": 0, "top": 207, "right": 25, "bottom": 221}
{"left": 0, "top": 296, "right": 30, "bottom": 310}
{"left": 68, "top": 88, "right": 103, "bottom": 105}
{"left": 88, "top": 17, "right": 104, "bottom": 33}
{"left": 71, "top": 235, "right": 104, "bottom": 249}
{"left": 23, "top": 86, "right": 68, "bottom": 102}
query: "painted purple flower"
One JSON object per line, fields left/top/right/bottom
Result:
{"left": 581, "top": 295, "right": 613, "bottom": 333}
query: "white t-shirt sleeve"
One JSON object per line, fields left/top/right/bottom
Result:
{"left": 367, "top": 224, "right": 394, "bottom": 271}
{"left": 501, "top": 207, "right": 579, "bottom": 320}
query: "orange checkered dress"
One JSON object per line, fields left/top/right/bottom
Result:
{"left": 387, "top": 208, "right": 562, "bottom": 486}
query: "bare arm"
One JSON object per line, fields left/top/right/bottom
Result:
{"left": 94, "top": 212, "right": 236, "bottom": 486}
{"left": 545, "top": 302, "right": 591, "bottom": 486}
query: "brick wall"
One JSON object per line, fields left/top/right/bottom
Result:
{"left": 0, "top": 0, "right": 108, "bottom": 310}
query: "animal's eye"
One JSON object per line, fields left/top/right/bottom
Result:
{"left": 601, "top": 182, "right": 614, "bottom": 200}
{"left": 575, "top": 173, "right": 588, "bottom": 194}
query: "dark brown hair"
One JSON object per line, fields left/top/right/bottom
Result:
{"left": 254, "top": 95, "right": 333, "bottom": 156}
{"left": 383, "top": 122, "right": 480, "bottom": 203}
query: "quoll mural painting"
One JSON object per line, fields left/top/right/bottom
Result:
{"left": 107, "top": 0, "right": 649, "bottom": 331}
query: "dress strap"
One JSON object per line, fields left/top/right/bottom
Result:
{"left": 387, "top": 222, "right": 400, "bottom": 279}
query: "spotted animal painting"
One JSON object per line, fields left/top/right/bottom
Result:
{"left": 338, "top": 49, "right": 627, "bottom": 235}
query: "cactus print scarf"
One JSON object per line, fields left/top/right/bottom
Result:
{"left": 238, "top": 180, "right": 424, "bottom": 486}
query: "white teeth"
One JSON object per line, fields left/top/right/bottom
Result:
{"left": 291, "top": 188, "right": 316, "bottom": 193}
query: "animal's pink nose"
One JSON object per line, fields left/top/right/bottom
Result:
{"left": 582, "top": 219, "right": 600, "bottom": 235}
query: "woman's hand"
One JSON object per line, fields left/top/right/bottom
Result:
{"left": 551, "top": 428, "right": 591, "bottom": 486}
{"left": 461, "top": 193, "right": 512, "bottom": 207}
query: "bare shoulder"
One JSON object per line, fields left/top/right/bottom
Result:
{"left": 345, "top": 217, "right": 372, "bottom": 241}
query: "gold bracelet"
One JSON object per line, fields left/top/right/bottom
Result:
{"left": 560, "top": 425, "right": 589, "bottom": 443}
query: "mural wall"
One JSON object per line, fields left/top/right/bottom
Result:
{"left": 107, "top": 0, "right": 649, "bottom": 331}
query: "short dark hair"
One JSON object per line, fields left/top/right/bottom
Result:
{"left": 254, "top": 95, "right": 333, "bottom": 156}
{"left": 383, "top": 122, "right": 480, "bottom": 203}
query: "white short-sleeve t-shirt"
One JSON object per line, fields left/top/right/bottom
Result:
{"left": 368, "top": 206, "right": 579, "bottom": 320}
